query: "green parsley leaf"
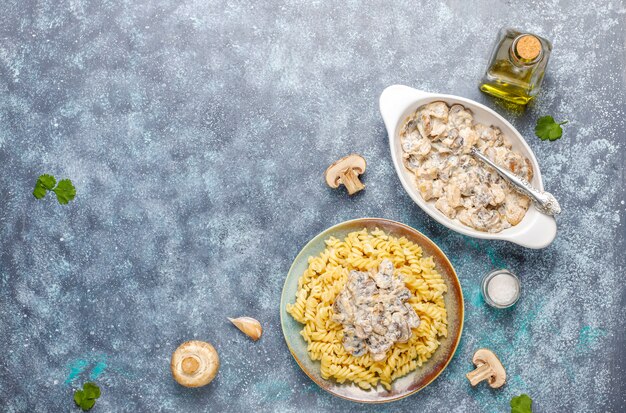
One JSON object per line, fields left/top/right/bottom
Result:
{"left": 511, "top": 394, "right": 533, "bottom": 413}
{"left": 33, "top": 183, "right": 48, "bottom": 199}
{"left": 39, "top": 174, "right": 57, "bottom": 190}
{"left": 33, "top": 175, "right": 76, "bottom": 204}
{"left": 73, "top": 382, "right": 100, "bottom": 411}
{"left": 79, "top": 399, "right": 95, "bottom": 411}
{"left": 73, "top": 390, "right": 85, "bottom": 406}
{"left": 83, "top": 382, "right": 101, "bottom": 399}
{"left": 33, "top": 174, "right": 57, "bottom": 199}
{"left": 535, "top": 116, "right": 568, "bottom": 141}
{"left": 53, "top": 179, "right": 76, "bottom": 204}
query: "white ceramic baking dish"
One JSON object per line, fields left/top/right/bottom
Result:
{"left": 379, "top": 85, "right": 557, "bottom": 249}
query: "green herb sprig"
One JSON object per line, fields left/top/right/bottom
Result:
{"left": 33, "top": 174, "right": 76, "bottom": 204}
{"left": 511, "top": 394, "right": 533, "bottom": 413}
{"left": 73, "top": 382, "right": 101, "bottom": 411}
{"left": 535, "top": 116, "right": 568, "bottom": 141}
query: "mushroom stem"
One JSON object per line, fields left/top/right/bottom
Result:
{"left": 182, "top": 356, "right": 199, "bottom": 375}
{"left": 466, "top": 362, "right": 493, "bottom": 386}
{"left": 339, "top": 168, "right": 365, "bottom": 195}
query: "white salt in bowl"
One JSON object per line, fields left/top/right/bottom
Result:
{"left": 379, "top": 85, "right": 557, "bottom": 249}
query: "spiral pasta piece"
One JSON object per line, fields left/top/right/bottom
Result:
{"left": 286, "top": 228, "right": 448, "bottom": 390}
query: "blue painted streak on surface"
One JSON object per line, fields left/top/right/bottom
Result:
{"left": 65, "top": 359, "right": 89, "bottom": 385}
{"left": 65, "top": 354, "right": 108, "bottom": 385}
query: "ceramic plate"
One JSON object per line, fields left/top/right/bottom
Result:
{"left": 280, "top": 218, "right": 464, "bottom": 403}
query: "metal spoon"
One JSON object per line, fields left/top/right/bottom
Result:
{"left": 470, "top": 147, "right": 561, "bottom": 216}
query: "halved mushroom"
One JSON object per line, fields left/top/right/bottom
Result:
{"left": 446, "top": 183, "right": 462, "bottom": 208}
{"left": 471, "top": 207, "right": 500, "bottom": 231}
{"left": 429, "top": 118, "right": 448, "bottom": 138}
{"left": 439, "top": 156, "right": 459, "bottom": 182}
{"left": 403, "top": 153, "right": 422, "bottom": 173}
{"left": 417, "top": 180, "right": 434, "bottom": 200}
{"left": 466, "top": 348, "right": 506, "bottom": 388}
{"left": 394, "top": 313, "right": 411, "bottom": 343}
{"left": 435, "top": 197, "right": 457, "bottom": 219}
{"left": 325, "top": 154, "right": 366, "bottom": 195}
{"left": 451, "top": 172, "right": 476, "bottom": 196}
{"left": 405, "top": 303, "right": 421, "bottom": 329}
{"left": 523, "top": 158, "right": 534, "bottom": 182}
{"left": 475, "top": 123, "right": 500, "bottom": 144}
{"left": 368, "top": 335, "right": 392, "bottom": 361}
{"left": 424, "top": 101, "right": 449, "bottom": 121}
{"left": 414, "top": 137, "right": 432, "bottom": 156}
{"left": 449, "top": 104, "right": 473, "bottom": 127}
{"left": 372, "top": 262, "right": 393, "bottom": 289}
{"left": 472, "top": 184, "right": 494, "bottom": 208}
{"left": 431, "top": 141, "right": 452, "bottom": 154}
{"left": 417, "top": 111, "right": 432, "bottom": 138}
{"left": 489, "top": 183, "right": 506, "bottom": 206}
{"left": 402, "top": 118, "right": 418, "bottom": 135}
{"left": 441, "top": 128, "right": 462, "bottom": 150}
{"left": 401, "top": 130, "right": 421, "bottom": 152}
{"left": 458, "top": 127, "right": 478, "bottom": 153}
{"left": 504, "top": 193, "right": 529, "bottom": 226}
{"left": 485, "top": 146, "right": 508, "bottom": 169}
{"left": 331, "top": 298, "right": 346, "bottom": 323}
{"left": 171, "top": 340, "right": 220, "bottom": 388}
{"left": 505, "top": 152, "right": 534, "bottom": 181}
{"left": 457, "top": 208, "right": 475, "bottom": 227}
{"left": 372, "top": 323, "right": 387, "bottom": 336}
{"left": 415, "top": 163, "right": 439, "bottom": 181}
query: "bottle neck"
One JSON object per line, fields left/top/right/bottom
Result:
{"left": 509, "top": 34, "right": 543, "bottom": 67}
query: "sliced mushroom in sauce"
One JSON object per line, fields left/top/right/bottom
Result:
{"left": 399, "top": 102, "right": 533, "bottom": 233}
{"left": 331, "top": 260, "right": 421, "bottom": 362}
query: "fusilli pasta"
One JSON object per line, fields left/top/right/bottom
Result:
{"left": 286, "top": 228, "right": 448, "bottom": 390}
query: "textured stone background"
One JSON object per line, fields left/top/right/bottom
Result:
{"left": 1, "top": 0, "right": 624, "bottom": 412}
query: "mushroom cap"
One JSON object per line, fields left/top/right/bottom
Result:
{"left": 325, "top": 154, "right": 366, "bottom": 188}
{"left": 473, "top": 348, "right": 506, "bottom": 388}
{"left": 171, "top": 340, "right": 220, "bottom": 387}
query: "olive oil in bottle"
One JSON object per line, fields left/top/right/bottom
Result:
{"left": 479, "top": 28, "right": 552, "bottom": 105}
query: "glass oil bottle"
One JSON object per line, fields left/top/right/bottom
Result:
{"left": 479, "top": 28, "right": 552, "bottom": 105}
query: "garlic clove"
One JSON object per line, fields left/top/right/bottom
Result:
{"left": 228, "top": 316, "right": 262, "bottom": 341}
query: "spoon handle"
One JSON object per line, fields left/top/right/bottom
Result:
{"left": 470, "top": 147, "right": 561, "bottom": 216}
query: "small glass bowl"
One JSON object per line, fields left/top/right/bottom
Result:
{"left": 481, "top": 269, "right": 521, "bottom": 309}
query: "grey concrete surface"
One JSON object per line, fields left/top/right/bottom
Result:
{"left": 1, "top": 0, "right": 624, "bottom": 411}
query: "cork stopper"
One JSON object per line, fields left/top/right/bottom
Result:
{"left": 515, "top": 35, "right": 541, "bottom": 61}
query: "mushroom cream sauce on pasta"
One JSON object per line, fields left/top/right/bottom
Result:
{"left": 286, "top": 228, "right": 447, "bottom": 391}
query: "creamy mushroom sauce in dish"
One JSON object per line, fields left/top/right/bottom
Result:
{"left": 332, "top": 259, "right": 420, "bottom": 361}
{"left": 400, "top": 101, "right": 533, "bottom": 233}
